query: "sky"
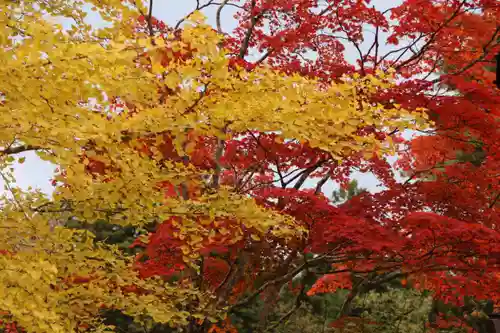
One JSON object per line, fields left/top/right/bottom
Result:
{"left": 3, "top": 0, "right": 410, "bottom": 197}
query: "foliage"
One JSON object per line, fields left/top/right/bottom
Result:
{"left": 0, "top": 0, "right": 499, "bottom": 332}
{"left": 350, "top": 289, "right": 434, "bottom": 333}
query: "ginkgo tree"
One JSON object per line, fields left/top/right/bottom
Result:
{"left": 0, "top": 0, "right": 499, "bottom": 333}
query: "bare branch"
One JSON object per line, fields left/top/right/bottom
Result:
{"left": 315, "top": 173, "right": 330, "bottom": 195}
{"left": 369, "top": 22, "right": 380, "bottom": 68}
{"left": 174, "top": 0, "right": 217, "bottom": 30}
{"left": 230, "top": 256, "right": 332, "bottom": 311}
{"left": 317, "top": 2, "right": 335, "bottom": 16}
{"left": 378, "top": 33, "right": 427, "bottom": 65}
{"left": 421, "top": 55, "right": 442, "bottom": 81}
{"left": 239, "top": 0, "right": 265, "bottom": 59}
{"left": 147, "top": 0, "right": 154, "bottom": 37}
{"left": 334, "top": 8, "right": 365, "bottom": 74}
{"left": 281, "top": 159, "right": 327, "bottom": 188}
{"left": 216, "top": 0, "right": 230, "bottom": 33}
{"left": 293, "top": 161, "right": 326, "bottom": 190}
{"left": 183, "top": 83, "right": 210, "bottom": 115}
{"left": 254, "top": 47, "right": 274, "bottom": 66}
{"left": 247, "top": 131, "right": 287, "bottom": 188}
{"left": 214, "top": 258, "right": 235, "bottom": 294}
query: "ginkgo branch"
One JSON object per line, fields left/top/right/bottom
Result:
{"left": 211, "top": 137, "right": 225, "bottom": 189}
{"left": 0, "top": 169, "right": 30, "bottom": 220}
{"left": 0, "top": 145, "right": 40, "bottom": 155}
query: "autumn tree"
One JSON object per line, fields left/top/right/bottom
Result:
{"left": 0, "top": 0, "right": 499, "bottom": 333}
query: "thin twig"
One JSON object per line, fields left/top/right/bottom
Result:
{"left": 174, "top": 0, "right": 217, "bottom": 30}
{"left": 265, "top": 284, "right": 306, "bottom": 332}
{"left": 0, "top": 169, "right": 30, "bottom": 220}
{"left": 447, "top": 26, "right": 500, "bottom": 77}
{"left": 230, "top": 262, "right": 308, "bottom": 311}
{"left": 393, "top": 0, "right": 468, "bottom": 70}
{"left": 489, "top": 192, "right": 500, "bottom": 209}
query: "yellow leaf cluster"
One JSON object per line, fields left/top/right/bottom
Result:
{"left": 161, "top": 187, "right": 301, "bottom": 262}
{"left": 0, "top": 198, "right": 217, "bottom": 332}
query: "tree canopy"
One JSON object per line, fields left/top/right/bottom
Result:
{"left": 0, "top": 0, "right": 499, "bottom": 332}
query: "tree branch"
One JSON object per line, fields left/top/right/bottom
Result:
{"left": 147, "top": 0, "right": 154, "bottom": 37}
{"left": 265, "top": 284, "right": 306, "bottom": 332}
{"left": 211, "top": 137, "right": 225, "bottom": 189}
{"left": 366, "top": 21, "right": 380, "bottom": 68}
{"left": 315, "top": 173, "right": 330, "bottom": 195}
{"left": 230, "top": 256, "right": 330, "bottom": 311}
{"left": 0, "top": 169, "right": 30, "bottom": 220}
{"left": 239, "top": 0, "right": 264, "bottom": 59}
{"left": 247, "top": 131, "right": 286, "bottom": 188}
{"left": 489, "top": 192, "right": 500, "bottom": 209}
{"left": 393, "top": 0, "right": 468, "bottom": 70}
{"left": 334, "top": 9, "right": 365, "bottom": 74}
{"left": 216, "top": 0, "right": 230, "bottom": 33}
{"left": 293, "top": 160, "right": 327, "bottom": 190}
{"left": 174, "top": 0, "right": 217, "bottom": 30}
{"left": 446, "top": 26, "right": 500, "bottom": 78}
{"left": 230, "top": 261, "right": 308, "bottom": 311}
{"left": 0, "top": 145, "right": 40, "bottom": 155}
{"left": 254, "top": 48, "right": 274, "bottom": 66}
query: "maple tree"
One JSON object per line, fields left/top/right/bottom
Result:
{"left": 0, "top": 0, "right": 499, "bottom": 333}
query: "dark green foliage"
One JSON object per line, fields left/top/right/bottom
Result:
{"left": 332, "top": 180, "right": 367, "bottom": 204}
{"left": 65, "top": 219, "right": 153, "bottom": 255}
